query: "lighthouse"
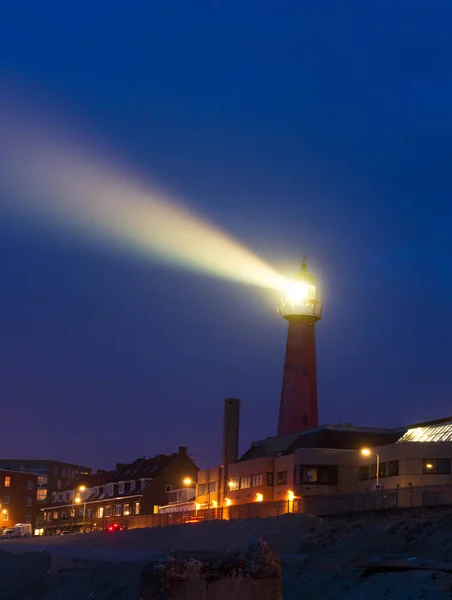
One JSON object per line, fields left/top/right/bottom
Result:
{"left": 277, "top": 258, "right": 322, "bottom": 435}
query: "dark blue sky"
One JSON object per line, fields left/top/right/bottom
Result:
{"left": 0, "top": 1, "right": 451, "bottom": 469}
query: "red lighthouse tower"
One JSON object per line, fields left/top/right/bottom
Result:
{"left": 277, "top": 258, "right": 322, "bottom": 436}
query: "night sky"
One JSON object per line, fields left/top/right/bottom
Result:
{"left": 0, "top": 1, "right": 451, "bottom": 470}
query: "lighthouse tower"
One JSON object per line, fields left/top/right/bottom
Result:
{"left": 277, "top": 258, "right": 322, "bottom": 435}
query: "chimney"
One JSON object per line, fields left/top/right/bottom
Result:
{"left": 178, "top": 446, "right": 187, "bottom": 456}
{"left": 222, "top": 398, "right": 240, "bottom": 466}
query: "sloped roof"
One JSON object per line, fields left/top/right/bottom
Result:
{"left": 239, "top": 426, "right": 405, "bottom": 461}
{"left": 49, "top": 453, "right": 186, "bottom": 506}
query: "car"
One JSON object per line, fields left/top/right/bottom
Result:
{"left": 106, "top": 522, "right": 125, "bottom": 532}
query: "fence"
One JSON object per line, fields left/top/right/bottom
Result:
{"left": 45, "top": 483, "right": 452, "bottom": 533}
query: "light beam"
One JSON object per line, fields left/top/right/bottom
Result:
{"left": 0, "top": 104, "right": 287, "bottom": 293}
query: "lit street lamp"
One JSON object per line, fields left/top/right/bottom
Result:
{"left": 75, "top": 485, "right": 87, "bottom": 533}
{"left": 183, "top": 478, "right": 198, "bottom": 501}
{"left": 361, "top": 448, "right": 381, "bottom": 487}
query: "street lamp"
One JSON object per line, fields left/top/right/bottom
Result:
{"left": 75, "top": 486, "right": 87, "bottom": 533}
{"left": 361, "top": 448, "right": 381, "bottom": 487}
{"left": 79, "top": 486, "right": 86, "bottom": 533}
{"left": 183, "top": 478, "right": 198, "bottom": 501}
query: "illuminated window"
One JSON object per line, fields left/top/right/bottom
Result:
{"left": 4, "top": 476, "right": 10, "bottom": 487}
{"left": 105, "top": 506, "right": 111, "bottom": 517}
{"left": 3, "top": 496, "right": 9, "bottom": 505}
{"left": 115, "top": 505, "right": 122, "bottom": 516}
{"left": 277, "top": 471, "right": 288, "bottom": 485}
{"left": 228, "top": 477, "right": 240, "bottom": 491}
{"left": 98, "top": 507, "right": 104, "bottom": 519}
{"left": 26, "top": 497, "right": 32, "bottom": 506}
{"left": 37, "top": 489, "right": 47, "bottom": 501}
{"left": 198, "top": 484, "right": 208, "bottom": 495}
{"left": 423, "top": 459, "right": 450, "bottom": 474}
{"left": 398, "top": 423, "right": 452, "bottom": 443}
{"left": 53, "top": 511, "right": 58, "bottom": 520}
{"left": 2, "top": 510, "right": 8, "bottom": 521}
{"left": 240, "top": 475, "right": 251, "bottom": 489}
{"left": 37, "top": 476, "right": 48, "bottom": 487}
{"left": 251, "top": 473, "right": 263, "bottom": 487}
{"left": 303, "top": 468, "right": 317, "bottom": 483}
{"left": 135, "top": 502, "right": 140, "bottom": 515}
{"left": 123, "top": 503, "right": 130, "bottom": 516}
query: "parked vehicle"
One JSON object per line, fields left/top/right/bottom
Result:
{"left": 2, "top": 523, "right": 32, "bottom": 538}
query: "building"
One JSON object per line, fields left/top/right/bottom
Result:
{"left": 42, "top": 447, "right": 198, "bottom": 532}
{"left": 0, "top": 459, "right": 91, "bottom": 522}
{"left": 0, "top": 469, "right": 38, "bottom": 529}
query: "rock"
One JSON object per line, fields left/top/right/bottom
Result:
{"left": 140, "top": 538, "right": 282, "bottom": 599}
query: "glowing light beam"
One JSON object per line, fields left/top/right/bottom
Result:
{"left": 0, "top": 105, "right": 287, "bottom": 293}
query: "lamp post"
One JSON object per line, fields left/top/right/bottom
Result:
{"left": 183, "top": 478, "right": 199, "bottom": 517}
{"left": 74, "top": 485, "right": 87, "bottom": 533}
{"left": 361, "top": 448, "right": 381, "bottom": 487}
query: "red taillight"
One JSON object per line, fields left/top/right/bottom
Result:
{"left": 114, "top": 523, "right": 118, "bottom": 528}
{"left": 108, "top": 526, "right": 113, "bottom": 531}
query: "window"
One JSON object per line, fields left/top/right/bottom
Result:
{"left": 87, "top": 509, "right": 93, "bottom": 519}
{"left": 37, "top": 489, "right": 47, "bottom": 501}
{"left": 105, "top": 507, "right": 111, "bottom": 517}
{"left": 56, "top": 480, "right": 61, "bottom": 490}
{"left": 266, "top": 473, "right": 274, "bottom": 486}
{"left": 98, "top": 507, "right": 104, "bottom": 519}
{"left": 135, "top": 502, "right": 140, "bottom": 515}
{"left": 228, "top": 477, "right": 240, "bottom": 491}
{"left": 54, "top": 466, "right": 59, "bottom": 476}
{"left": 4, "top": 476, "right": 10, "bottom": 487}
{"left": 240, "top": 476, "right": 251, "bottom": 489}
{"left": 115, "top": 505, "right": 122, "bottom": 516}
{"left": 277, "top": 471, "right": 288, "bottom": 485}
{"left": 62, "top": 467, "right": 67, "bottom": 478}
{"left": 358, "top": 465, "right": 370, "bottom": 481}
{"left": 165, "top": 484, "right": 172, "bottom": 494}
{"left": 123, "top": 503, "right": 130, "bottom": 516}
{"left": 44, "top": 512, "right": 48, "bottom": 522}
{"left": 27, "top": 480, "right": 33, "bottom": 490}
{"left": 2, "top": 510, "right": 8, "bottom": 521}
{"left": 388, "top": 461, "right": 399, "bottom": 476}
{"left": 294, "top": 465, "right": 302, "bottom": 485}
{"left": 209, "top": 481, "right": 217, "bottom": 493}
{"left": 379, "top": 462, "right": 387, "bottom": 478}
{"left": 37, "top": 476, "right": 48, "bottom": 487}
{"left": 25, "top": 514, "right": 31, "bottom": 523}
{"left": 3, "top": 496, "right": 9, "bottom": 505}
{"left": 251, "top": 473, "right": 263, "bottom": 487}
{"left": 198, "top": 483, "right": 208, "bottom": 495}
{"left": 423, "top": 458, "right": 451, "bottom": 474}
{"left": 61, "top": 511, "right": 68, "bottom": 520}
{"left": 303, "top": 467, "right": 318, "bottom": 483}
{"left": 301, "top": 465, "right": 338, "bottom": 486}
{"left": 53, "top": 511, "right": 58, "bottom": 520}
{"left": 119, "top": 483, "right": 125, "bottom": 495}
{"left": 26, "top": 497, "right": 32, "bottom": 506}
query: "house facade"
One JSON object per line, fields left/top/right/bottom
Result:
{"left": 0, "top": 459, "right": 91, "bottom": 524}
{"left": 42, "top": 446, "right": 198, "bottom": 533}
{"left": 0, "top": 469, "right": 38, "bottom": 530}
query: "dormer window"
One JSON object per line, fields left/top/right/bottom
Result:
{"left": 119, "top": 482, "right": 125, "bottom": 495}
